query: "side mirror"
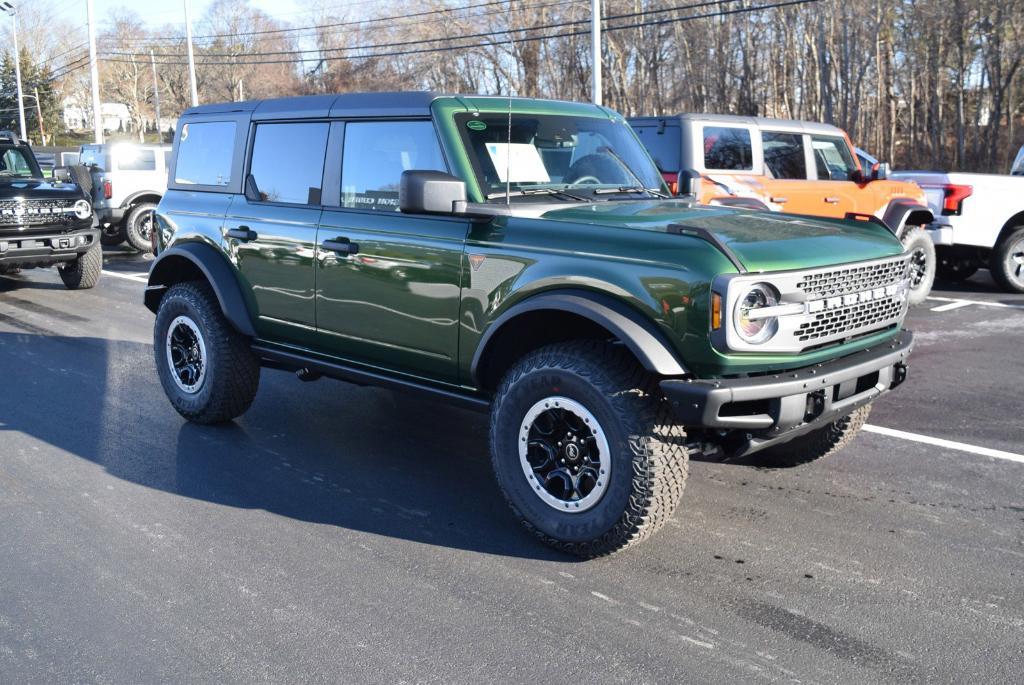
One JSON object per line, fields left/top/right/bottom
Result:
{"left": 400, "top": 170, "right": 468, "bottom": 215}
{"left": 872, "top": 162, "right": 890, "bottom": 181}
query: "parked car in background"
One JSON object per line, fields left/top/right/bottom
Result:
{"left": 1011, "top": 144, "right": 1024, "bottom": 176}
{"left": 0, "top": 131, "right": 101, "bottom": 289}
{"left": 145, "top": 93, "right": 916, "bottom": 557}
{"left": 628, "top": 114, "right": 936, "bottom": 304}
{"left": 78, "top": 142, "right": 170, "bottom": 252}
{"left": 886, "top": 168, "right": 1024, "bottom": 292}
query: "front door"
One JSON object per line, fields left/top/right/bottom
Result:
{"left": 315, "top": 119, "right": 467, "bottom": 384}
{"left": 226, "top": 120, "right": 329, "bottom": 344}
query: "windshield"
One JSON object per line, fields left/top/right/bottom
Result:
{"left": 0, "top": 146, "right": 43, "bottom": 180}
{"left": 455, "top": 112, "right": 665, "bottom": 201}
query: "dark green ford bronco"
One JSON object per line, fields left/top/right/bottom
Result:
{"left": 146, "top": 93, "right": 914, "bottom": 557}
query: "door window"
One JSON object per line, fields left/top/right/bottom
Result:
{"left": 340, "top": 121, "right": 447, "bottom": 211}
{"left": 762, "top": 132, "right": 806, "bottom": 179}
{"left": 702, "top": 126, "right": 753, "bottom": 171}
{"left": 810, "top": 135, "right": 857, "bottom": 181}
{"left": 116, "top": 148, "right": 157, "bottom": 171}
{"left": 249, "top": 122, "right": 329, "bottom": 205}
{"left": 174, "top": 121, "right": 236, "bottom": 186}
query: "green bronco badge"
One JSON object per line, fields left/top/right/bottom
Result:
{"left": 466, "top": 119, "right": 487, "bottom": 131}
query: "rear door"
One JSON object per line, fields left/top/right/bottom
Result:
{"left": 758, "top": 130, "right": 819, "bottom": 213}
{"left": 314, "top": 119, "right": 467, "bottom": 383}
{"left": 807, "top": 134, "right": 861, "bottom": 218}
{"left": 225, "top": 120, "right": 328, "bottom": 344}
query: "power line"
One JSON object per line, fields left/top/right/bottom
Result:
{"left": 97, "top": 0, "right": 815, "bottom": 66}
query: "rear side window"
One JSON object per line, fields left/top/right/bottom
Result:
{"left": 632, "top": 124, "right": 681, "bottom": 172}
{"left": 340, "top": 121, "right": 447, "bottom": 211}
{"left": 80, "top": 146, "right": 110, "bottom": 171}
{"left": 703, "top": 126, "right": 752, "bottom": 171}
{"left": 249, "top": 122, "right": 329, "bottom": 205}
{"left": 117, "top": 148, "right": 157, "bottom": 171}
{"left": 762, "top": 132, "right": 806, "bottom": 179}
{"left": 174, "top": 121, "right": 236, "bottom": 186}
{"left": 810, "top": 135, "right": 856, "bottom": 181}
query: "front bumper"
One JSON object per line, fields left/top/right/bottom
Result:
{"left": 661, "top": 330, "right": 913, "bottom": 456}
{"left": 0, "top": 228, "right": 100, "bottom": 266}
{"left": 925, "top": 224, "right": 954, "bottom": 246}
{"left": 95, "top": 207, "right": 126, "bottom": 226}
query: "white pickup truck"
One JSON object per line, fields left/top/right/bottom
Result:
{"left": 887, "top": 170, "right": 1024, "bottom": 293}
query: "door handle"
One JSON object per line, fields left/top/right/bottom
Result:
{"left": 770, "top": 196, "right": 788, "bottom": 204}
{"left": 226, "top": 226, "right": 258, "bottom": 242}
{"left": 321, "top": 237, "right": 359, "bottom": 255}
{"left": 824, "top": 197, "right": 840, "bottom": 205}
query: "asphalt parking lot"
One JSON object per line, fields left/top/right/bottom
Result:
{"left": 1, "top": 250, "right": 1022, "bottom": 684}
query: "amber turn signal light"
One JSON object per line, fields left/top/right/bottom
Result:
{"left": 711, "top": 292, "right": 722, "bottom": 329}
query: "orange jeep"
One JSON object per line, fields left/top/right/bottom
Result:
{"left": 629, "top": 114, "right": 935, "bottom": 303}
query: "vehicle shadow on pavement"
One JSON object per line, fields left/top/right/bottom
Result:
{"left": 0, "top": 330, "right": 571, "bottom": 562}
{"left": 0, "top": 273, "right": 67, "bottom": 291}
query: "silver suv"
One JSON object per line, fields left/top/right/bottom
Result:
{"left": 79, "top": 143, "right": 170, "bottom": 252}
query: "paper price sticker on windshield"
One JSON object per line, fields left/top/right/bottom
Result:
{"left": 485, "top": 143, "right": 551, "bottom": 184}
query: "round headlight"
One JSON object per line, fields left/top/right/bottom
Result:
{"left": 73, "top": 200, "right": 92, "bottom": 220}
{"left": 734, "top": 283, "right": 780, "bottom": 344}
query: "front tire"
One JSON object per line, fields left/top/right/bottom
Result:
{"left": 901, "top": 226, "right": 935, "bottom": 306}
{"left": 754, "top": 405, "right": 871, "bottom": 468}
{"left": 489, "top": 341, "right": 689, "bottom": 558}
{"left": 154, "top": 281, "right": 260, "bottom": 424}
{"left": 989, "top": 227, "right": 1024, "bottom": 293}
{"left": 125, "top": 202, "right": 158, "bottom": 253}
{"left": 58, "top": 242, "right": 102, "bottom": 290}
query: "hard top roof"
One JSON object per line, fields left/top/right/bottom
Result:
{"left": 628, "top": 113, "right": 846, "bottom": 136}
{"left": 181, "top": 92, "right": 610, "bottom": 120}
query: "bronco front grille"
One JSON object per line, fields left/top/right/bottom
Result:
{"left": 796, "top": 295, "right": 905, "bottom": 342}
{"left": 0, "top": 199, "right": 76, "bottom": 227}
{"left": 796, "top": 256, "right": 909, "bottom": 299}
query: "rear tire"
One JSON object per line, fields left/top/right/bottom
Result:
{"left": 154, "top": 281, "right": 260, "bottom": 424}
{"left": 901, "top": 226, "right": 935, "bottom": 306}
{"left": 989, "top": 227, "right": 1024, "bottom": 293}
{"left": 100, "top": 224, "right": 126, "bottom": 246}
{"left": 489, "top": 340, "right": 689, "bottom": 558}
{"left": 125, "top": 202, "right": 158, "bottom": 253}
{"left": 754, "top": 405, "right": 871, "bottom": 468}
{"left": 57, "top": 242, "right": 102, "bottom": 290}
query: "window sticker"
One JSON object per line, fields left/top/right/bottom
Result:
{"left": 485, "top": 143, "right": 551, "bottom": 183}
{"left": 466, "top": 119, "right": 487, "bottom": 131}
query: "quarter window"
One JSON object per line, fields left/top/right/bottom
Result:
{"left": 341, "top": 121, "right": 447, "bottom": 211}
{"left": 762, "top": 132, "right": 806, "bottom": 179}
{"left": 249, "top": 122, "right": 329, "bottom": 205}
{"left": 702, "top": 126, "right": 753, "bottom": 171}
{"left": 174, "top": 121, "right": 236, "bottom": 187}
{"left": 117, "top": 148, "right": 157, "bottom": 171}
{"left": 810, "top": 135, "right": 857, "bottom": 181}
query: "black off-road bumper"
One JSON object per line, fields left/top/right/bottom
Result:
{"left": 661, "top": 330, "right": 913, "bottom": 457}
{"left": 0, "top": 229, "right": 100, "bottom": 268}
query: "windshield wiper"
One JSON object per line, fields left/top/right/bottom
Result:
{"left": 486, "top": 187, "right": 588, "bottom": 201}
{"left": 595, "top": 146, "right": 668, "bottom": 198}
{"left": 592, "top": 185, "right": 669, "bottom": 198}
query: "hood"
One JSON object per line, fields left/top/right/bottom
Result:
{"left": 539, "top": 200, "right": 905, "bottom": 272}
{"left": 0, "top": 179, "right": 86, "bottom": 202}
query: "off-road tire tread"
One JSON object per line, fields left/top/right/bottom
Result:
{"left": 155, "top": 281, "right": 259, "bottom": 424}
{"left": 989, "top": 227, "right": 1024, "bottom": 293}
{"left": 756, "top": 404, "right": 871, "bottom": 468}
{"left": 901, "top": 225, "right": 935, "bottom": 307}
{"left": 58, "top": 242, "right": 102, "bottom": 290}
{"left": 490, "top": 340, "right": 689, "bottom": 558}
{"left": 125, "top": 202, "right": 158, "bottom": 253}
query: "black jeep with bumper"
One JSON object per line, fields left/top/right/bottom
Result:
{"left": 0, "top": 134, "right": 101, "bottom": 290}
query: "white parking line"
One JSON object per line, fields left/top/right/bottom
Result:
{"left": 926, "top": 296, "right": 1024, "bottom": 311}
{"left": 930, "top": 300, "right": 973, "bottom": 312}
{"left": 864, "top": 424, "right": 1024, "bottom": 464}
{"left": 101, "top": 270, "right": 148, "bottom": 283}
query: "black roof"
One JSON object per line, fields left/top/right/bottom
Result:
{"left": 182, "top": 91, "right": 443, "bottom": 120}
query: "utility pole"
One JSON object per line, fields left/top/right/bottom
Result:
{"left": 86, "top": 0, "right": 103, "bottom": 143}
{"left": 150, "top": 50, "right": 162, "bottom": 140}
{"left": 32, "top": 87, "right": 45, "bottom": 145}
{"left": 1, "top": 3, "right": 27, "bottom": 141}
{"left": 184, "top": 0, "right": 198, "bottom": 106}
{"left": 591, "top": 0, "right": 602, "bottom": 106}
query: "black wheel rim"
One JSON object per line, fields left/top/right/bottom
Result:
{"left": 165, "top": 315, "right": 207, "bottom": 394}
{"left": 909, "top": 248, "right": 928, "bottom": 289}
{"left": 518, "top": 397, "right": 610, "bottom": 512}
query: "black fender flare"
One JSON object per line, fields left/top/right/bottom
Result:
{"left": 144, "top": 242, "right": 256, "bottom": 337}
{"left": 882, "top": 199, "right": 934, "bottom": 239}
{"left": 470, "top": 289, "right": 688, "bottom": 386}
{"left": 121, "top": 190, "right": 163, "bottom": 210}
